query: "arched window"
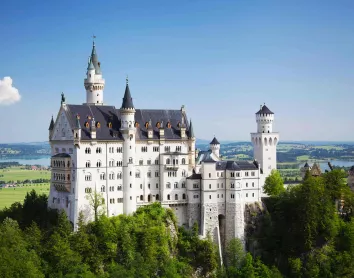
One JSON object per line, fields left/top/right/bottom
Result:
{"left": 167, "top": 194, "right": 170, "bottom": 200}
{"left": 175, "top": 194, "right": 178, "bottom": 200}
{"left": 140, "top": 195, "right": 143, "bottom": 201}
{"left": 101, "top": 185, "right": 105, "bottom": 192}
{"left": 166, "top": 158, "right": 170, "bottom": 164}
{"left": 148, "top": 195, "right": 151, "bottom": 202}
{"left": 264, "top": 137, "right": 268, "bottom": 146}
{"left": 183, "top": 193, "right": 186, "bottom": 200}
{"left": 182, "top": 158, "right": 186, "bottom": 164}
{"left": 117, "top": 172, "right": 122, "bottom": 179}
{"left": 97, "top": 160, "right": 102, "bottom": 167}
{"left": 156, "top": 194, "right": 159, "bottom": 201}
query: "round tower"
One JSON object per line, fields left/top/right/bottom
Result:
{"left": 84, "top": 40, "right": 105, "bottom": 105}
{"left": 120, "top": 77, "right": 137, "bottom": 214}
{"left": 256, "top": 104, "right": 274, "bottom": 133}
{"left": 210, "top": 137, "right": 220, "bottom": 158}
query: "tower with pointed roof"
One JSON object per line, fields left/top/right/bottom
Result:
{"left": 119, "top": 77, "right": 137, "bottom": 214}
{"left": 251, "top": 104, "right": 279, "bottom": 194}
{"left": 210, "top": 137, "right": 220, "bottom": 158}
{"left": 84, "top": 39, "right": 105, "bottom": 105}
{"left": 48, "top": 116, "right": 54, "bottom": 140}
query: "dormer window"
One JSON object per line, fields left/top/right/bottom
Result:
{"left": 96, "top": 122, "right": 101, "bottom": 128}
{"left": 156, "top": 122, "right": 161, "bottom": 128}
{"left": 85, "top": 122, "right": 89, "bottom": 128}
{"left": 145, "top": 122, "right": 149, "bottom": 129}
{"left": 108, "top": 122, "right": 112, "bottom": 128}
{"left": 135, "top": 122, "right": 139, "bottom": 128}
{"left": 167, "top": 122, "right": 171, "bottom": 128}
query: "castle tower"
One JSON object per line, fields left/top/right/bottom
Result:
{"left": 188, "top": 119, "right": 196, "bottom": 168}
{"left": 210, "top": 137, "right": 220, "bottom": 158}
{"left": 48, "top": 115, "right": 54, "bottom": 140}
{"left": 84, "top": 39, "right": 105, "bottom": 105}
{"left": 251, "top": 104, "right": 279, "bottom": 182}
{"left": 120, "top": 77, "right": 137, "bottom": 214}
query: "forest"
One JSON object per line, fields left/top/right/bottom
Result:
{"left": 0, "top": 169, "right": 354, "bottom": 277}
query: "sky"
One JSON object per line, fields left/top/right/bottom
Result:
{"left": 1, "top": 0, "right": 354, "bottom": 143}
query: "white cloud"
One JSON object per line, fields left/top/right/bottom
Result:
{"left": 0, "top": 77, "right": 21, "bottom": 105}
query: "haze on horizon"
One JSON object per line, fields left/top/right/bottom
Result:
{"left": 0, "top": 0, "right": 353, "bottom": 143}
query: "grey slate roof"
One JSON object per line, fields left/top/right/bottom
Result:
{"left": 90, "top": 43, "right": 101, "bottom": 74}
{"left": 121, "top": 84, "right": 134, "bottom": 109}
{"left": 256, "top": 104, "right": 274, "bottom": 115}
{"left": 49, "top": 116, "right": 54, "bottom": 130}
{"left": 187, "top": 172, "right": 202, "bottom": 179}
{"left": 215, "top": 160, "right": 258, "bottom": 171}
{"left": 304, "top": 162, "right": 310, "bottom": 168}
{"left": 210, "top": 137, "right": 220, "bottom": 145}
{"left": 189, "top": 119, "right": 195, "bottom": 138}
{"left": 66, "top": 104, "right": 192, "bottom": 141}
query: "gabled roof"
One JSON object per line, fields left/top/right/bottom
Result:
{"left": 121, "top": 84, "right": 134, "bottom": 109}
{"left": 210, "top": 137, "right": 220, "bottom": 145}
{"left": 304, "top": 162, "right": 310, "bottom": 168}
{"left": 256, "top": 104, "right": 274, "bottom": 115}
{"left": 215, "top": 160, "right": 258, "bottom": 171}
{"left": 65, "top": 104, "right": 193, "bottom": 141}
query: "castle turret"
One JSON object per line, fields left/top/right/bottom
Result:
{"left": 210, "top": 137, "right": 220, "bottom": 158}
{"left": 84, "top": 39, "right": 105, "bottom": 105}
{"left": 120, "top": 77, "right": 136, "bottom": 214}
{"left": 48, "top": 115, "right": 54, "bottom": 140}
{"left": 251, "top": 104, "right": 279, "bottom": 192}
{"left": 188, "top": 119, "right": 196, "bottom": 168}
{"left": 73, "top": 114, "right": 81, "bottom": 145}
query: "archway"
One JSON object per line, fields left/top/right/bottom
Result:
{"left": 218, "top": 214, "right": 226, "bottom": 249}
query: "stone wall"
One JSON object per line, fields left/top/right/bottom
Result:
{"left": 187, "top": 203, "right": 201, "bottom": 230}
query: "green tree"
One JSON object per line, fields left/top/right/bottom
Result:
{"left": 85, "top": 190, "right": 106, "bottom": 222}
{"left": 263, "top": 170, "right": 285, "bottom": 196}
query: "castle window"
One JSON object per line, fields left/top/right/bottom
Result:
{"left": 100, "top": 173, "right": 105, "bottom": 180}
{"left": 221, "top": 183, "right": 224, "bottom": 188}
{"left": 183, "top": 193, "right": 186, "bottom": 200}
{"left": 136, "top": 171, "right": 140, "bottom": 178}
{"left": 147, "top": 159, "right": 151, "bottom": 165}
{"left": 85, "top": 122, "right": 89, "bottom": 128}
{"left": 217, "top": 194, "right": 219, "bottom": 198}
{"left": 251, "top": 171, "right": 255, "bottom": 176}
{"left": 252, "top": 193, "right": 255, "bottom": 197}
{"left": 252, "top": 182, "right": 254, "bottom": 187}
{"left": 166, "top": 158, "right": 171, "bottom": 164}
{"left": 209, "top": 184, "right": 211, "bottom": 189}
{"left": 140, "top": 195, "right": 143, "bottom": 201}
{"left": 217, "top": 172, "right": 220, "bottom": 177}
{"left": 231, "top": 194, "right": 235, "bottom": 199}
{"left": 156, "top": 183, "right": 159, "bottom": 188}
{"left": 153, "top": 147, "right": 159, "bottom": 152}
{"left": 129, "top": 157, "right": 133, "bottom": 164}
{"left": 156, "top": 194, "right": 159, "bottom": 200}
{"left": 209, "top": 195, "right": 211, "bottom": 199}
{"left": 108, "top": 122, "right": 112, "bottom": 128}
{"left": 141, "top": 146, "right": 147, "bottom": 152}
{"left": 117, "top": 198, "right": 123, "bottom": 203}
{"left": 145, "top": 122, "right": 149, "bottom": 129}
{"left": 130, "top": 184, "right": 132, "bottom": 188}
{"left": 139, "top": 159, "right": 143, "bottom": 165}
{"left": 209, "top": 173, "right": 211, "bottom": 178}
{"left": 117, "top": 185, "right": 122, "bottom": 191}
{"left": 97, "top": 161, "right": 102, "bottom": 167}
{"left": 101, "top": 185, "right": 105, "bottom": 192}
{"left": 236, "top": 172, "right": 240, "bottom": 177}
{"left": 167, "top": 122, "right": 171, "bottom": 128}
{"left": 193, "top": 183, "right": 199, "bottom": 189}
{"left": 174, "top": 182, "right": 178, "bottom": 188}
{"left": 155, "top": 159, "right": 159, "bottom": 165}
{"left": 231, "top": 183, "right": 235, "bottom": 188}
{"left": 167, "top": 194, "right": 170, "bottom": 200}
{"left": 176, "top": 146, "right": 181, "bottom": 152}
{"left": 155, "top": 171, "right": 159, "bottom": 177}
{"left": 85, "top": 161, "right": 91, "bottom": 168}
{"left": 222, "top": 194, "right": 223, "bottom": 198}
{"left": 217, "top": 183, "right": 219, "bottom": 188}
{"left": 246, "top": 193, "right": 248, "bottom": 197}
{"left": 166, "top": 182, "right": 171, "bottom": 189}
{"left": 246, "top": 183, "right": 248, "bottom": 187}
{"left": 85, "top": 173, "right": 92, "bottom": 181}
{"left": 147, "top": 171, "right": 151, "bottom": 178}
{"left": 182, "top": 158, "right": 186, "bottom": 164}
{"left": 117, "top": 172, "right": 122, "bottom": 179}
{"left": 96, "top": 122, "right": 101, "bottom": 128}
{"left": 85, "top": 147, "right": 91, "bottom": 154}
{"left": 245, "top": 172, "right": 249, "bottom": 177}
{"left": 130, "top": 171, "right": 132, "bottom": 176}
{"left": 182, "top": 170, "right": 186, "bottom": 177}
{"left": 156, "top": 122, "right": 161, "bottom": 128}
{"left": 175, "top": 194, "right": 178, "bottom": 200}
{"left": 148, "top": 195, "right": 151, "bottom": 202}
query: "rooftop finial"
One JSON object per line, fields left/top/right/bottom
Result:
{"left": 61, "top": 92, "right": 65, "bottom": 104}
{"left": 126, "top": 75, "right": 129, "bottom": 85}
{"left": 92, "top": 34, "right": 96, "bottom": 46}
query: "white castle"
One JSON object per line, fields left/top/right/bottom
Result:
{"left": 48, "top": 41, "right": 279, "bottom": 246}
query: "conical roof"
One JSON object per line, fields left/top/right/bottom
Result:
{"left": 48, "top": 116, "right": 54, "bottom": 130}
{"left": 210, "top": 137, "right": 220, "bottom": 145}
{"left": 121, "top": 83, "right": 134, "bottom": 109}
{"left": 90, "top": 42, "right": 101, "bottom": 74}
{"left": 256, "top": 104, "right": 274, "bottom": 115}
{"left": 189, "top": 119, "right": 195, "bottom": 138}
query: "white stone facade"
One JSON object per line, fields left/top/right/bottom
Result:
{"left": 48, "top": 42, "right": 279, "bottom": 250}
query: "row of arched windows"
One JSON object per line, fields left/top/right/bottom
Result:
{"left": 166, "top": 158, "right": 186, "bottom": 165}
{"left": 53, "top": 173, "right": 70, "bottom": 181}
{"left": 253, "top": 137, "right": 278, "bottom": 146}
{"left": 166, "top": 193, "right": 186, "bottom": 201}
{"left": 52, "top": 160, "right": 70, "bottom": 168}
{"left": 166, "top": 182, "right": 186, "bottom": 188}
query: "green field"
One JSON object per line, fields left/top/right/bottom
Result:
{"left": 296, "top": 155, "right": 310, "bottom": 161}
{"left": 312, "top": 145, "right": 344, "bottom": 150}
{"left": 0, "top": 183, "right": 50, "bottom": 209}
{"left": 0, "top": 166, "right": 50, "bottom": 182}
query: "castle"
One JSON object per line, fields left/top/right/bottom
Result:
{"left": 48, "top": 41, "right": 279, "bottom": 246}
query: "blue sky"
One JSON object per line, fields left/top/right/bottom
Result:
{"left": 1, "top": 0, "right": 354, "bottom": 143}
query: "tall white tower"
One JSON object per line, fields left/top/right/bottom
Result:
{"left": 84, "top": 40, "right": 105, "bottom": 105}
{"left": 251, "top": 104, "right": 279, "bottom": 180}
{"left": 120, "top": 78, "right": 137, "bottom": 214}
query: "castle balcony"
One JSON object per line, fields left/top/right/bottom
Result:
{"left": 165, "top": 164, "right": 179, "bottom": 171}
{"left": 52, "top": 180, "right": 71, "bottom": 193}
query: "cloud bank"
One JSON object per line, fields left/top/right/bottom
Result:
{"left": 0, "top": 77, "right": 21, "bottom": 105}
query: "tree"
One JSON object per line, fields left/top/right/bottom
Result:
{"left": 85, "top": 190, "right": 106, "bottom": 222}
{"left": 263, "top": 170, "right": 285, "bottom": 196}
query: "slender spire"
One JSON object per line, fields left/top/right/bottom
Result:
{"left": 75, "top": 114, "right": 81, "bottom": 129}
{"left": 189, "top": 119, "right": 195, "bottom": 138}
{"left": 87, "top": 57, "right": 95, "bottom": 71}
{"left": 121, "top": 78, "right": 134, "bottom": 109}
{"left": 90, "top": 35, "right": 101, "bottom": 74}
{"left": 48, "top": 116, "right": 54, "bottom": 130}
